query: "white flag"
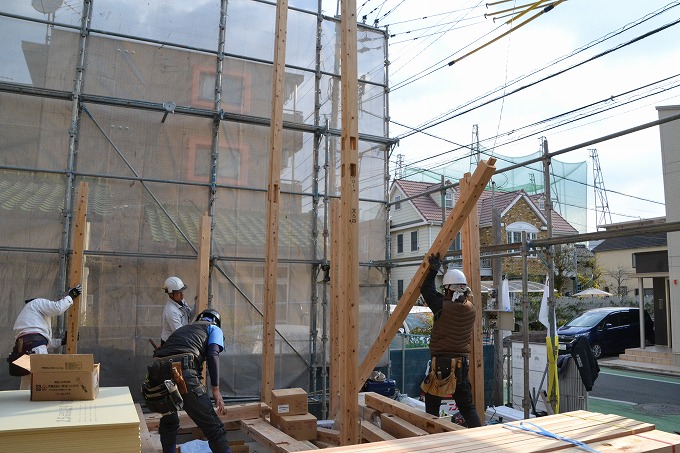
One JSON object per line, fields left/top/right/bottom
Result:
{"left": 501, "top": 278, "right": 511, "bottom": 311}
{"left": 538, "top": 275, "right": 551, "bottom": 330}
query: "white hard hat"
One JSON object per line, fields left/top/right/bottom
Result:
{"left": 442, "top": 268, "right": 467, "bottom": 288}
{"left": 163, "top": 276, "right": 186, "bottom": 293}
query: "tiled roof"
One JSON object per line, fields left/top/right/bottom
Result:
{"left": 592, "top": 233, "right": 667, "bottom": 252}
{"left": 0, "top": 171, "right": 114, "bottom": 216}
{"left": 145, "top": 205, "right": 313, "bottom": 248}
{"left": 392, "top": 179, "right": 578, "bottom": 235}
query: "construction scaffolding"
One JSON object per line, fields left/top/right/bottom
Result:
{"left": 0, "top": 0, "right": 395, "bottom": 404}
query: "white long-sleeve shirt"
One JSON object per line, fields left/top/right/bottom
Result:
{"left": 13, "top": 296, "right": 73, "bottom": 349}
{"left": 160, "top": 299, "right": 193, "bottom": 342}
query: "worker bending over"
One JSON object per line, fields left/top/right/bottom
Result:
{"left": 143, "top": 308, "right": 231, "bottom": 453}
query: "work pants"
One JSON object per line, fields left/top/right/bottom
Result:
{"left": 424, "top": 357, "right": 482, "bottom": 428}
{"left": 158, "top": 369, "right": 231, "bottom": 453}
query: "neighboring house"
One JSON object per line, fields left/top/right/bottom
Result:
{"left": 658, "top": 105, "right": 679, "bottom": 364}
{"left": 592, "top": 218, "right": 670, "bottom": 348}
{"left": 388, "top": 179, "right": 578, "bottom": 303}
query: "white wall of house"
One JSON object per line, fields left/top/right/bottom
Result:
{"left": 596, "top": 247, "right": 665, "bottom": 297}
{"left": 658, "top": 105, "right": 680, "bottom": 363}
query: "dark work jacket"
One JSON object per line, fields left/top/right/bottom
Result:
{"left": 421, "top": 268, "right": 476, "bottom": 357}
{"left": 153, "top": 321, "right": 211, "bottom": 369}
{"left": 570, "top": 335, "right": 600, "bottom": 391}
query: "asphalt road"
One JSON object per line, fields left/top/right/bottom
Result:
{"left": 588, "top": 365, "right": 680, "bottom": 433}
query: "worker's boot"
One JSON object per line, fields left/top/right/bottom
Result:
{"left": 162, "top": 444, "right": 176, "bottom": 453}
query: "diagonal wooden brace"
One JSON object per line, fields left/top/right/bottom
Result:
{"left": 358, "top": 158, "right": 496, "bottom": 389}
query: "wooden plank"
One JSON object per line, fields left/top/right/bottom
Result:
{"left": 145, "top": 402, "right": 266, "bottom": 432}
{"left": 239, "top": 418, "right": 316, "bottom": 453}
{"left": 261, "top": 0, "right": 289, "bottom": 406}
{"left": 358, "top": 158, "right": 496, "bottom": 386}
{"left": 379, "top": 413, "right": 429, "bottom": 438}
{"left": 461, "top": 173, "right": 484, "bottom": 420}
{"left": 363, "top": 392, "right": 462, "bottom": 434}
{"left": 281, "top": 411, "right": 659, "bottom": 452}
{"left": 338, "top": 0, "right": 360, "bottom": 445}
{"left": 66, "top": 181, "right": 88, "bottom": 353}
{"left": 196, "top": 213, "right": 211, "bottom": 316}
{"left": 359, "top": 420, "right": 395, "bottom": 443}
{"left": 560, "top": 429, "right": 680, "bottom": 453}
{"left": 329, "top": 199, "right": 341, "bottom": 420}
{"left": 136, "top": 403, "right": 160, "bottom": 453}
{"left": 317, "top": 427, "right": 340, "bottom": 444}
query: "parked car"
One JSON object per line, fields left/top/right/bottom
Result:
{"left": 557, "top": 307, "right": 655, "bottom": 359}
{"left": 389, "top": 304, "right": 433, "bottom": 349}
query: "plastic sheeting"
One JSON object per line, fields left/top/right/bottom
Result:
{"left": 0, "top": 0, "right": 390, "bottom": 403}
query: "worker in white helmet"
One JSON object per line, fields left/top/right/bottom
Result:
{"left": 160, "top": 276, "right": 194, "bottom": 346}
{"left": 420, "top": 253, "right": 482, "bottom": 428}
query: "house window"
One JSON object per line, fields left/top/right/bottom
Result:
{"left": 448, "top": 232, "right": 461, "bottom": 251}
{"left": 506, "top": 222, "right": 539, "bottom": 256}
{"left": 187, "top": 139, "right": 247, "bottom": 185}
{"left": 397, "top": 280, "right": 404, "bottom": 299}
{"left": 410, "top": 231, "right": 418, "bottom": 252}
{"left": 394, "top": 195, "right": 401, "bottom": 210}
{"left": 192, "top": 65, "right": 251, "bottom": 113}
{"left": 397, "top": 234, "right": 403, "bottom": 254}
{"left": 445, "top": 190, "right": 453, "bottom": 208}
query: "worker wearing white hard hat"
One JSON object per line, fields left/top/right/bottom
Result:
{"left": 160, "top": 276, "right": 194, "bottom": 346}
{"left": 420, "top": 253, "right": 481, "bottom": 428}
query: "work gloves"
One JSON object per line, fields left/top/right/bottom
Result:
{"left": 61, "top": 331, "right": 80, "bottom": 345}
{"left": 68, "top": 284, "right": 82, "bottom": 299}
{"left": 428, "top": 253, "right": 441, "bottom": 272}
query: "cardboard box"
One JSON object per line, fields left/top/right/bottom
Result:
{"left": 270, "top": 388, "right": 307, "bottom": 416}
{"left": 30, "top": 354, "right": 100, "bottom": 401}
{"left": 278, "top": 413, "right": 317, "bottom": 441}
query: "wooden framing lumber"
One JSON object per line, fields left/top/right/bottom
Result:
{"left": 460, "top": 173, "right": 484, "bottom": 419}
{"left": 262, "top": 0, "right": 289, "bottom": 406}
{"left": 359, "top": 420, "right": 395, "bottom": 443}
{"left": 358, "top": 158, "right": 496, "bottom": 387}
{"left": 66, "top": 181, "right": 88, "bottom": 353}
{"left": 196, "top": 213, "right": 210, "bottom": 316}
{"left": 290, "top": 411, "right": 662, "bottom": 452}
{"left": 338, "top": 0, "right": 360, "bottom": 445}
{"left": 329, "top": 199, "right": 341, "bottom": 420}
{"left": 379, "top": 413, "right": 429, "bottom": 438}
{"left": 145, "top": 402, "right": 267, "bottom": 432}
{"left": 316, "top": 427, "right": 340, "bottom": 445}
{"left": 240, "top": 418, "right": 317, "bottom": 452}
{"left": 136, "top": 403, "right": 161, "bottom": 453}
{"left": 363, "top": 392, "right": 462, "bottom": 434}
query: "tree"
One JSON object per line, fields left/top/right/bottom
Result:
{"left": 604, "top": 265, "right": 633, "bottom": 297}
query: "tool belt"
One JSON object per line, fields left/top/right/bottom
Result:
{"left": 141, "top": 379, "right": 183, "bottom": 415}
{"left": 421, "top": 356, "right": 462, "bottom": 398}
{"left": 6, "top": 333, "right": 48, "bottom": 377}
{"left": 147, "top": 354, "right": 193, "bottom": 395}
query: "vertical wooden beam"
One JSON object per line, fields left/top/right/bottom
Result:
{"left": 262, "top": 0, "right": 289, "bottom": 405}
{"left": 329, "top": 200, "right": 341, "bottom": 420}
{"left": 358, "top": 159, "right": 496, "bottom": 386}
{"left": 197, "top": 213, "right": 211, "bottom": 316}
{"left": 66, "top": 182, "right": 88, "bottom": 353}
{"left": 461, "top": 173, "right": 485, "bottom": 420}
{"left": 339, "top": 0, "right": 359, "bottom": 445}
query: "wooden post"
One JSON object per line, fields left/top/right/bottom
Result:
{"left": 66, "top": 182, "right": 88, "bottom": 353}
{"left": 461, "top": 173, "right": 484, "bottom": 419}
{"left": 262, "top": 0, "right": 289, "bottom": 405}
{"left": 339, "top": 0, "right": 360, "bottom": 444}
{"left": 196, "top": 213, "right": 211, "bottom": 316}
{"left": 329, "top": 200, "right": 341, "bottom": 420}
{"left": 358, "top": 159, "right": 496, "bottom": 386}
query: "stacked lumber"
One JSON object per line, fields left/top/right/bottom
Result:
{"left": 298, "top": 406, "right": 680, "bottom": 452}
{"left": 0, "top": 387, "right": 141, "bottom": 453}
